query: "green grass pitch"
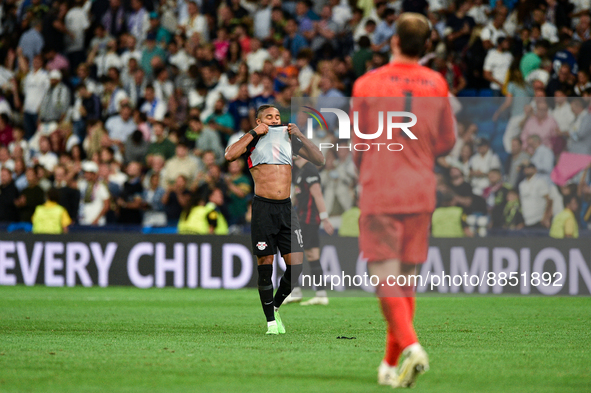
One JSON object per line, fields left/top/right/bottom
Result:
{"left": 0, "top": 286, "right": 589, "bottom": 393}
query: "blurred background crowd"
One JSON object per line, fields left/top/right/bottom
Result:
{"left": 0, "top": 0, "right": 590, "bottom": 237}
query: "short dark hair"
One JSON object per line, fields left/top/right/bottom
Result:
{"left": 383, "top": 8, "right": 395, "bottom": 18}
{"left": 534, "top": 39, "right": 550, "bottom": 50}
{"left": 47, "top": 188, "right": 60, "bottom": 203}
{"left": 396, "top": 13, "right": 431, "bottom": 58}
{"left": 563, "top": 194, "right": 578, "bottom": 207}
{"left": 358, "top": 35, "right": 371, "bottom": 49}
{"left": 256, "top": 104, "right": 278, "bottom": 119}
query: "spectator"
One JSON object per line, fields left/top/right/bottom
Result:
{"left": 0, "top": 114, "right": 14, "bottom": 147}
{"left": 0, "top": 167, "right": 19, "bottom": 222}
{"left": 574, "top": 70, "right": 591, "bottom": 96}
{"left": 8, "top": 128, "right": 29, "bottom": 163}
{"left": 520, "top": 99, "right": 559, "bottom": 149}
{"left": 33, "top": 135, "right": 58, "bottom": 172}
{"left": 58, "top": 122, "right": 80, "bottom": 153}
{"left": 505, "top": 137, "right": 530, "bottom": 189}
{"left": 53, "top": 164, "right": 80, "bottom": 224}
{"left": 14, "top": 166, "right": 44, "bottom": 222}
{"left": 432, "top": 191, "right": 472, "bottom": 238}
{"left": 224, "top": 158, "right": 252, "bottom": 225}
{"left": 88, "top": 38, "right": 122, "bottom": 79}
{"left": 573, "top": 13, "right": 591, "bottom": 41}
{"left": 163, "top": 140, "right": 199, "bottom": 187}
{"left": 527, "top": 135, "right": 555, "bottom": 184}
{"left": 44, "top": 48, "right": 70, "bottom": 73}
{"left": 153, "top": 68, "right": 174, "bottom": 103}
{"left": 446, "top": 0, "right": 476, "bottom": 53}
{"left": 480, "top": 6, "right": 508, "bottom": 51}
{"left": 0, "top": 145, "right": 15, "bottom": 171}
{"left": 495, "top": 65, "right": 533, "bottom": 151}
{"left": 520, "top": 39, "right": 550, "bottom": 79}
{"left": 78, "top": 160, "right": 110, "bottom": 226}
{"left": 205, "top": 97, "right": 236, "bottom": 144}
{"left": 467, "top": 0, "right": 490, "bottom": 26}
{"left": 124, "top": 130, "right": 149, "bottom": 164}
{"left": 22, "top": 54, "right": 50, "bottom": 139}
{"left": 531, "top": 8, "right": 559, "bottom": 44}
{"left": 227, "top": 84, "right": 253, "bottom": 130}
{"left": 105, "top": 102, "right": 137, "bottom": 150}
{"left": 502, "top": 189, "right": 525, "bottom": 230}
{"left": 352, "top": 36, "right": 373, "bottom": 78}
{"left": 551, "top": 89, "right": 575, "bottom": 153}
{"left": 246, "top": 38, "right": 270, "bottom": 73}
{"left": 148, "top": 11, "right": 171, "bottom": 46}
{"left": 140, "top": 32, "right": 166, "bottom": 78}
{"left": 13, "top": 157, "right": 28, "bottom": 191}
{"left": 553, "top": 40, "right": 580, "bottom": 75}
{"left": 64, "top": 0, "right": 90, "bottom": 70}
{"left": 117, "top": 161, "right": 144, "bottom": 224}
{"left": 550, "top": 194, "right": 580, "bottom": 238}
{"left": 483, "top": 37, "right": 513, "bottom": 95}
{"left": 469, "top": 138, "right": 501, "bottom": 196}
{"left": 97, "top": 161, "right": 122, "bottom": 205}
{"left": 178, "top": 187, "right": 228, "bottom": 234}
{"left": 103, "top": 78, "right": 129, "bottom": 118}
{"left": 448, "top": 166, "right": 487, "bottom": 215}
{"left": 181, "top": 0, "right": 208, "bottom": 43}
{"left": 18, "top": 19, "right": 44, "bottom": 67}
{"left": 184, "top": 117, "right": 224, "bottom": 165}
{"left": 568, "top": 100, "right": 591, "bottom": 155}
{"left": 31, "top": 187, "right": 72, "bottom": 233}
{"left": 140, "top": 84, "right": 167, "bottom": 122}
{"left": 309, "top": 5, "right": 341, "bottom": 56}
{"left": 546, "top": 63, "right": 575, "bottom": 97}
{"left": 519, "top": 163, "right": 552, "bottom": 228}
{"left": 38, "top": 70, "right": 70, "bottom": 125}
{"left": 102, "top": 0, "right": 126, "bottom": 37}
{"left": 253, "top": 0, "right": 272, "bottom": 41}
{"left": 146, "top": 122, "right": 175, "bottom": 163}
{"left": 143, "top": 172, "right": 166, "bottom": 213}
{"left": 372, "top": 8, "right": 396, "bottom": 53}
{"left": 482, "top": 169, "right": 512, "bottom": 228}
{"left": 284, "top": 18, "right": 308, "bottom": 58}
{"left": 163, "top": 174, "right": 191, "bottom": 223}
{"left": 127, "top": 0, "right": 150, "bottom": 45}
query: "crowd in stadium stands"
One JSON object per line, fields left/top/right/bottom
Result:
{"left": 0, "top": 0, "right": 590, "bottom": 237}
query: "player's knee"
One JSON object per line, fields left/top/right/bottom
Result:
{"left": 257, "top": 264, "right": 273, "bottom": 288}
{"left": 257, "top": 255, "right": 274, "bottom": 265}
{"left": 283, "top": 264, "right": 302, "bottom": 286}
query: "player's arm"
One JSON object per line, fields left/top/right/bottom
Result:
{"left": 433, "top": 97, "right": 457, "bottom": 157}
{"left": 224, "top": 123, "right": 268, "bottom": 162}
{"left": 309, "top": 182, "right": 334, "bottom": 235}
{"left": 288, "top": 123, "right": 325, "bottom": 166}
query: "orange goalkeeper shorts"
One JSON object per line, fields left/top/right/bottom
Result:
{"left": 359, "top": 213, "right": 431, "bottom": 264}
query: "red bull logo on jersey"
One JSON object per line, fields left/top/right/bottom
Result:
{"left": 302, "top": 106, "right": 417, "bottom": 151}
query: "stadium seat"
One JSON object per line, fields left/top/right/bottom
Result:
{"left": 478, "top": 89, "right": 495, "bottom": 97}
{"left": 142, "top": 226, "right": 179, "bottom": 234}
{"left": 7, "top": 222, "right": 32, "bottom": 233}
{"left": 457, "top": 88, "right": 477, "bottom": 97}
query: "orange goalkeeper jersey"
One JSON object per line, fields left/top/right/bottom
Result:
{"left": 351, "top": 62, "right": 456, "bottom": 215}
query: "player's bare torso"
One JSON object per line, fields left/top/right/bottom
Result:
{"left": 250, "top": 164, "right": 291, "bottom": 199}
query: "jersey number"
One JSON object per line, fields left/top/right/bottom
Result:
{"left": 294, "top": 229, "right": 303, "bottom": 248}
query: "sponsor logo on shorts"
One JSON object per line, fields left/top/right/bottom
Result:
{"left": 256, "top": 242, "right": 268, "bottom": 250}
